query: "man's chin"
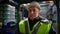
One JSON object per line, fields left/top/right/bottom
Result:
{"left": 30, "top": 17, "right": 35, "bottom": 20}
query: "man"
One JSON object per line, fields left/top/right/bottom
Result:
{"left": 18, "top": 1, "right": 56, "bottom": 34}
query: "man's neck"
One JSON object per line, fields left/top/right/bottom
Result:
{"left": 28, "top": 16, "right": 40, "bottom": 22}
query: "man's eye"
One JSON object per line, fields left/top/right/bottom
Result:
{"left": 29, "top": 9, "right": 35, "bottom": 12}
{"left": 29, "top": 10, "right": 31, "bottom": 12}
{"left": 33, "top": 9, "right": 35, "bottom": 12}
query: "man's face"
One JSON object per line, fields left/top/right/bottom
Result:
{"left": 28, "top": 7, "right": 40, "bottom": 20}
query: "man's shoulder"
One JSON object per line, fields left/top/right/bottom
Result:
{"left": 39, "top": 16, "right": 52, "bottom": 24}
{"left": 19, "top": 18, "right": 28, "bottom": 24}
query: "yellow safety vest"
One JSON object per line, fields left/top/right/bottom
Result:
{"left": 19, "top": 18, "right": 51, "bottom": 34}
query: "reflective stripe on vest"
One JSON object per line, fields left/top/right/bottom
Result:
{"left": 24, "top": 21, "right": 29, "bottom": 34}
{"left": 31, "top": 21, "right": 41, "bottom": 34}
{"left": 19, "top": 19, "right": 51, "bottom": 34}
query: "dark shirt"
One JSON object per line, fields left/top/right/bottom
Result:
{"left": 28, "top": 16, "right": 41, "bottom": 31}
{"left": 28, "top": 16, "right": 56, "bottom": 34}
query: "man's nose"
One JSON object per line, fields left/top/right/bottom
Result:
{"left": 31, "top": 11, "right": 34, "bottom": 14}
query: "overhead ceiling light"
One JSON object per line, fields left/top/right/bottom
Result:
{"left": 40, "top": 4, "right": 46, "bottom": 5}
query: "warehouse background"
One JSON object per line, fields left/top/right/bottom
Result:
{"left": 0, "top": 0, "right": 58, "bottom": 34}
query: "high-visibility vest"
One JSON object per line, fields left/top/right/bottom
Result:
{"left": 19, "top": 18, "right": 51, "bottom": 34}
